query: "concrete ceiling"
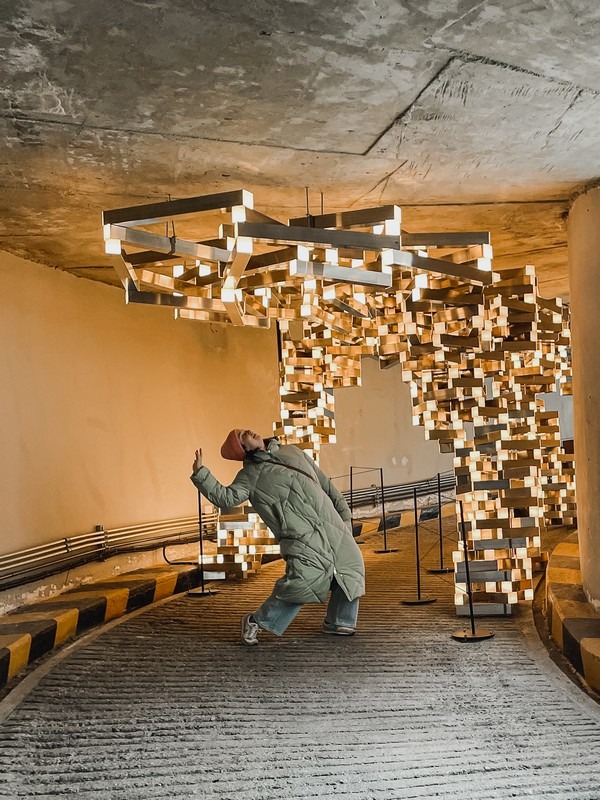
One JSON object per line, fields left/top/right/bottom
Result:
{"left": 2, "top": 0, "right": 599, "bottom": 299}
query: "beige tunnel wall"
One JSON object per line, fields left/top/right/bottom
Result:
{"left": 0, "top": 251, "right": 280, "bottom": 555}
{"left": 1, "top": 251, "right": 452, "bottom": 560}
{"left": 568, "top": 187, "right": 600, "bottom": 611}
{"left": 320, "top": 356, "right": 453, "bottom": 492}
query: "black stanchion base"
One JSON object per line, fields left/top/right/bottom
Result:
{"left": 451, "top": 628, "right": 494, "bottom": 642}
{"left": 401, "top": 596, "right": 437, "bottom": 605}
{"left": 427, "top": 566, "right": 454, "bottom": 574}
{"left": 187, "top": 587, "right": 219, "bottom": 597}
{"left": 374, "top": 548, "right": 399, "bottom": 554}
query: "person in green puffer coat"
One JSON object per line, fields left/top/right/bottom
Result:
{"left": 191, "top": 428, "right": 365, "bottom": 646}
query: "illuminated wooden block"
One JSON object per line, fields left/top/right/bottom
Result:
{"left": 101, "top": 194, "right": 576, "bottom": 612}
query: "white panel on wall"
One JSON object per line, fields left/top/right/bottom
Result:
{"left": 539, "top": 389, "right": 574, "bottom": 441}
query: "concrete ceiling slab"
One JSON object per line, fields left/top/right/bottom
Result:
{"left": 428, "top": 0, "right": 600, "bottom": 91}
{"left": 371, "top": 56, "right": 600, "bottom": 198}
{"left": 0, "top": 0, "right": 596, "bottom": 298}
{"left": 0, "top": 0, "right": 457, "bottom": 153}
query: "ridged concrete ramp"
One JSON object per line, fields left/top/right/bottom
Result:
{"left": 0, "top": 526, "right": 599, "bottom": 800}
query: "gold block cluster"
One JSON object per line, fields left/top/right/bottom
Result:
{"left": 200, "top": 507, "right": 279, "bottom": 580}
{"left": 103, "top": 192, "right": 575, "bottom": 610}
{"left": 537, "top": 409, "right": 577, "bottom": 527}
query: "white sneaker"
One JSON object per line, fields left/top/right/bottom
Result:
{"left": 241, "top": 613, "right": 260, "bottom": 646}
{"left": 323, "top": 620, "right": 355, "bottom": 636}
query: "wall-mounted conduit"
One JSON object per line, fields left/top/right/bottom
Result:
{"left": 0, "top": 470, "right": 455, "bottom": 592}
{"left": 0, "top": 512, "right": 219, "bottom": 591}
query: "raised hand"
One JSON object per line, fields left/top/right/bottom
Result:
{"left": 192, "top": 448, "right": 203, "bottom": 473}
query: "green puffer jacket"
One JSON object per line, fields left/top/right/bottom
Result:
{"left": 191, "top": 439, "right": 365, "bottom": 604}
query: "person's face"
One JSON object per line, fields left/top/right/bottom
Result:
{"left": 239, "top": 429, "right": 265, "bottom": 452}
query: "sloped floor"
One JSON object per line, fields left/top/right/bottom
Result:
{"left": 0, "top": 524, "right": 599, "bottom": 800}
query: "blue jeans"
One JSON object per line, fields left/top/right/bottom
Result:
{"left": 253, "top": 579, "right": 359, "bottom": 637}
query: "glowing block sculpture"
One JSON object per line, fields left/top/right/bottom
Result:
{"left": 200, "top": 507, "right": 279, "bottom": 581}
{"left": 102, "top": 192, "right": 575, "bottom": 613}
{"left": 537, "top": 408, "right": 577, "bottom": 527}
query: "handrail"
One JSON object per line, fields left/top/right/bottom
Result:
{"left": 343, "top": 470, "right": 455, "bottom": 508}
{"left": 0, "top": 512, "right": 218, "bottom": 592}
{"left": 0, "top": 469, "right": 455, "bottom": 591}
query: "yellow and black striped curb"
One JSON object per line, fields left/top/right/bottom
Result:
{"left": 546, "top": 532, "right": 600, "bottom": 693}
{"left": 0, "top": 565, "right": 200, "bottom": 689}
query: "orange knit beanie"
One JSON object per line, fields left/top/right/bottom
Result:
{"left": 220, "top": 429, "right": 246, "bottom": 461}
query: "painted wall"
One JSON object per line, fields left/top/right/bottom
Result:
{"left": 539, "top": 390, "right": 574, "bottom": 441}
{"left": 568, "top": 187, "right": 600, "bottom": 611}
{"left": 0, "top": 251, "right": 280, "bottom": 555}
{"left": 1, "top": 251, "right": 451, "bottom": 567}
{"left": 320, "top": 356, "right": 453, "bottom": 493}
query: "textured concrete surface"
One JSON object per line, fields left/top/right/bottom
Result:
{"left": 1, "top": 524, "right": 599, "bottom": 800}
{"left": 546, "top": 532, "right": 600, "bottom": 694}
{"left": 2, "top": 1, "right": 600, "bottom": 295}
{"left": 0, "top": 565, "right": 200, "bottom": 688}
{"left": 568, "top": 186, "right": 600, "bottom": 607}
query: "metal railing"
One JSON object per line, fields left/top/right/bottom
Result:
{"left": 0, "top": 469, "right": 455, "bottom": 591}
{"left": 342, "top": 469, "right": 455, "bottom": 508}
{"left": 0, "top": 512, "right": 218, "bottom": 591}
